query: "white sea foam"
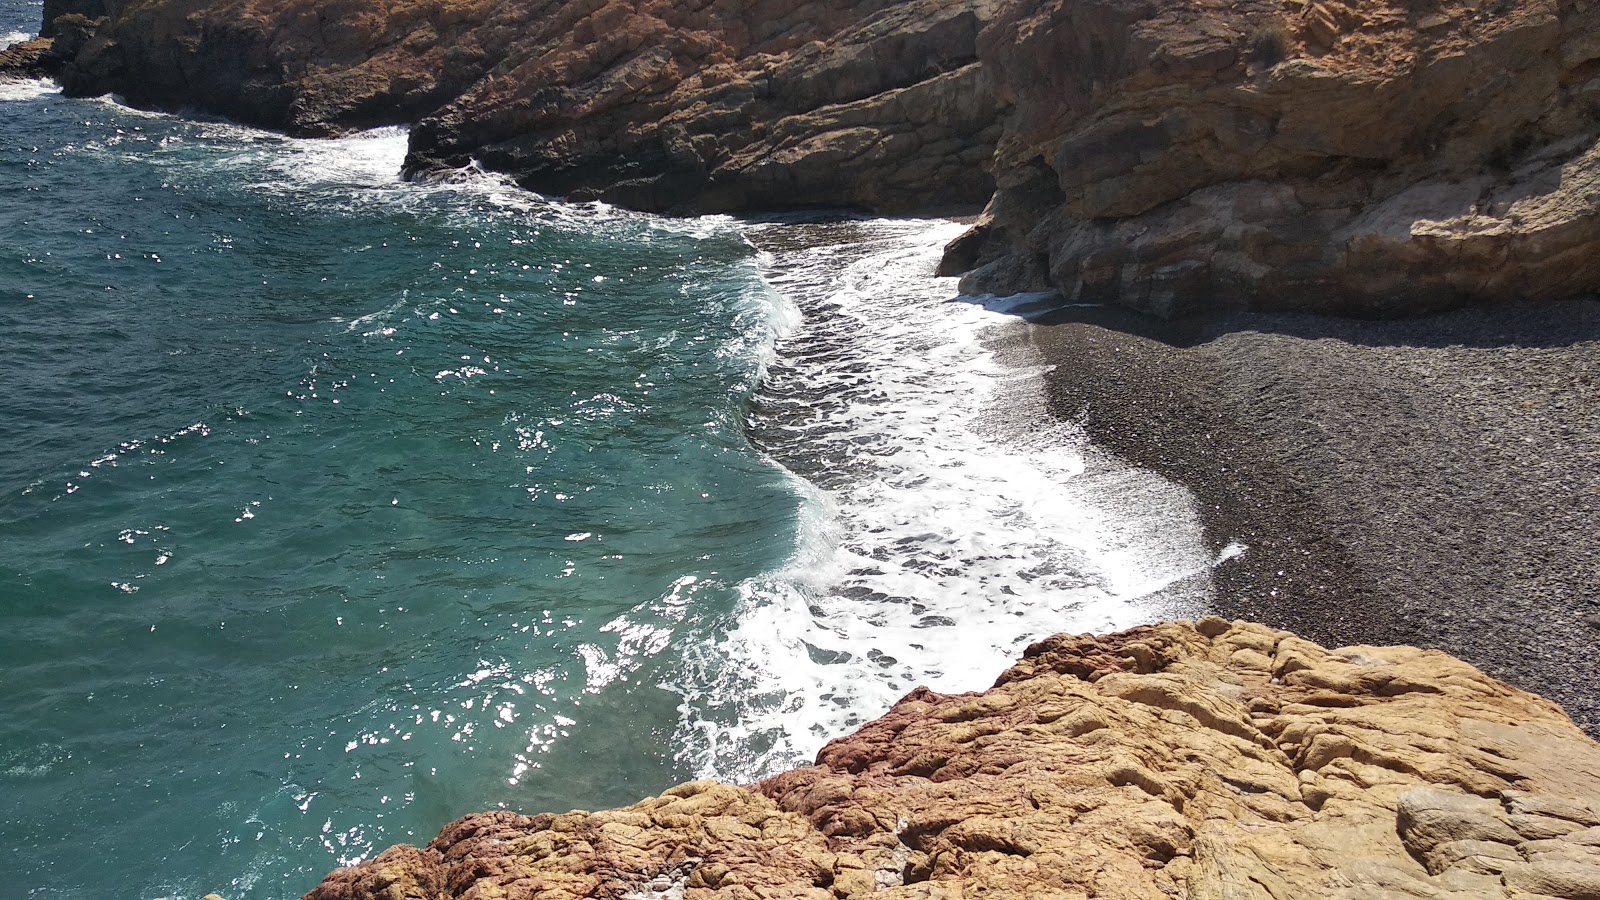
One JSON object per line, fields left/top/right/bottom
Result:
{"left": 0, "top": 76, "right": 57, "bottom": 102}
{"left": 671, "top": 218, "right": 1214, "bottom": 783}
{"left": 217, "top": 124, "right": 414, "bottom": 195}
{"left": 2, "top": 29, "right": 31, "bottom": 48}
{"left": 269, "top": 125, "right": 412, "bottom": 187}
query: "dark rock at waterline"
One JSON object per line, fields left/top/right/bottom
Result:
{"left": 40, "top": 0, "right": 498, "bottom": 135}
{"left": 26, "top": 0, "right": 1600, "bottom": 309}
{"left": 0, "top": 14, "right": 105, "bottom": 81}
{"left": 31, "top": 0, "right": 1002, "bottom": 214}
{"left": 401, "top": 0, "right": 1002, "bottom": 215}
{"left": 31, "top": 0, "right": 1600, "bottom": 312}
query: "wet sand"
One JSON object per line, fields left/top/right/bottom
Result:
{"left": 1014, "top": 299, "right": 1600, "bottom": 735}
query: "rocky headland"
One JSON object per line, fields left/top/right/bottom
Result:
{"left": 10, "top": 0, "right": 1600, "bottom": 309}
{"left": 7, "top": 0, "right": 1002, "bottom": 214}
{"left": 306, "top": 620, "right": 1600, "bottom": 900}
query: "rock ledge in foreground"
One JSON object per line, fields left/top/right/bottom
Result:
{"left": 307, "top": 620, "right": 1600, "bottom": 900}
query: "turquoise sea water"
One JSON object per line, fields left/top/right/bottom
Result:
{"left": 1, "top": 5, "right": 1212, "bottom": 896}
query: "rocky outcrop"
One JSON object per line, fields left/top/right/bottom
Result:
{"left": 38, "top": 0, "right": 1600, "bottom": 300}
{"left": 1, "top": 13, "right": 110, "bottom": 81}
{"left": 307, "top": 620, "right": 1600, "bottom": 899}
{"left": 0, "top": 36, "right": 56, "bottom": 78}
{"left": 34, "top": 0, "right": 1001, "bottom": 214}
{"left": 944, "top": 0, "right": 1600, "bottom": 315}
{"left": 401, "top": 0, "right": 1000, "bottom": 214}
{"left": 42, "top": 0, "right": 502, "bottom": 134}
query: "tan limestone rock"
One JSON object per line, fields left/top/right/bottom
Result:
{"left": 305, "top": 620, "right": 1600, "bottom": 899}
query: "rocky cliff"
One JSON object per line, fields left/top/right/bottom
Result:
{"left": 944, "top": 0, "right": 1600, "bottom": 315}
{"left": 306, "top": 620, "right": 1600, "bottom": 900}
{"left": 21, "top": 0, "right": 1000, "bottom": 215}
{"left": 37, "top": 0, "right": 500, "bottom": 134}
{"left": 18, "top": 0, "right": 1600, "bottom": 311}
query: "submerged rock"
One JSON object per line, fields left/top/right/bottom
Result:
{"left": 306, "top": 620, "right": 1600, "bottom": 899}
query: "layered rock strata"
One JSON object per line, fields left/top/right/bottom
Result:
{"left": 0, "top": 35, "right": 56, "bottom": 77}
{"left": 945, "top": 0, "right": 1600, "bottom": 315}
{"left": 401, "top": 0, "right": 1000, "bottom": 214}
{"left": 307, "top": 620, "right": 1600, "bottom": 899}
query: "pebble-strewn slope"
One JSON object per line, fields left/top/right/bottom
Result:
{"left": 307, "top": 620, "right": 1600, "bottom": 900}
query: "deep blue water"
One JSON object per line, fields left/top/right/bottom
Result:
{"left": 1, "top": 5, "right": 1209, "bottom": 897}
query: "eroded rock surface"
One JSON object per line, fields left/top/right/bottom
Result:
{"left": 306, "top": 620, "right": 1600, "bottom": 899}
{"left": 0, "top": 36, "right": 56, "bottom": 79}
{"left": 947, "top": 0, "right": 1600, "bottom": 314}
{"left": 29, "top": 0, "right": 1600, "bottom": 306}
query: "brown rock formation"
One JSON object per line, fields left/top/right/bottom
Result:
{"left": 36, "top": 0, "right": 1000, "bottom": 214}
{"left": 30, "top": 0, "right": 1600, "bottom": 307}
{"left": 45, "top": 0, "right": 500, "bottom": 134}
{"left": 307, "top": 620, "right": 1600, "bottom": 899}
{"left": 0, "top": 36, "right": 56, "bottom": 78}
{"left": 945, "top": 0, "right": 1600, "bottom": 315}
{"left": 401, "top": 0, "right": 1001, "bottom": 214}
{"left": 0, "top": 13, "right": 110, "bottom": 80}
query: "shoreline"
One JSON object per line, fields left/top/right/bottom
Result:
{"left": 1008, "top": 299, "right": 1600, "bottom": 736}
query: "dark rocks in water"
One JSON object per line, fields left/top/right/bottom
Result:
{"left": 0, "top": 13, "right": 106, "bottom": 81}
{"left": 941, "top": 0, "right": 1600, "bottom": 316}
{"left": 38, "top": 0, "right": 499, "bottom": 135}
{"left": 0, "top": 36, "right": 56, "bottom": 78}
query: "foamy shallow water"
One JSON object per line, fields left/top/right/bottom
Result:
{"left": 0, "top": 57, "right": 1214, "bottom": 900}
{"left": 670, "top": 220, "right": 1211, "bottom": 782}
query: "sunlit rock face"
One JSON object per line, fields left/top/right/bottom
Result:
{"left": 946, "top": 0, "right": 1600, "bottom": 315}
{"left": 308, "top": 620, "right": 1600, "bottom": 900}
